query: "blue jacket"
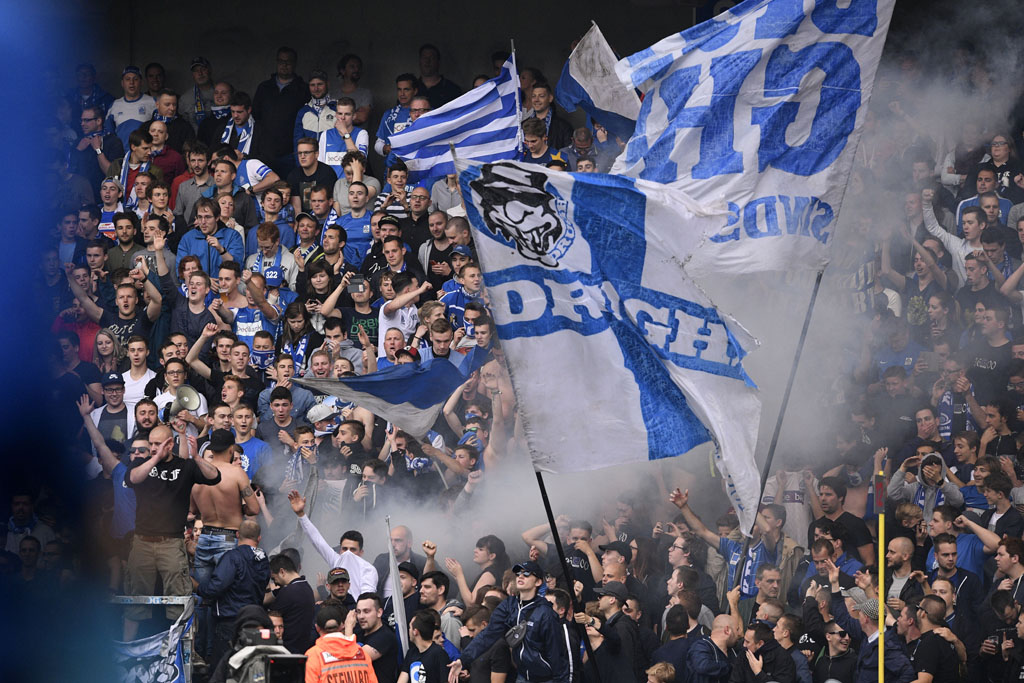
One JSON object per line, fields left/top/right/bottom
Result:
{"left": 197, "top": 544, "right": 270, "bottom": 619}
{"left": 684, "top": 635, "right": 734, "bottom": 683}
{"left": 176, "top": 225, "right": 244, "bottom": 275}
{"left": 460, "top": 594, "right": 568, "bottom": 683}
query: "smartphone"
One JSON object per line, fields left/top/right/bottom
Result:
{"left": 347, "top": 275, "right": 366, "bottom": 294}
{"left": 919, "top": 351, "right": 942, "bottom": 372}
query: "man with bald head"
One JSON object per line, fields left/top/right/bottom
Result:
{"left": 884, "top": 536, "right": 924, "bottom": 615}
{"left": 373, "top": 524, "right": 425, "bottom": 596}
{"left": 686, "top": 614, "right": 741, "bottom": 683}
{"left": 123, "top": 424, "right": 223, "bottom": 640}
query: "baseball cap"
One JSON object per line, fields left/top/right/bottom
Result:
{"left": 598, "top": 541, "right": 633, "bottom": 564}
{"left": 295, "top": 211, "right": 316, "bottom": 224}
{"left": 101, "top": 177, "right": 123, "bottom": 193}
{"left": 398, "top": 561, "right": 420, "bottom": 580}
{"left": 263, "top": 267, "right": 283, "bottom": 288}
{"left": 512, "top": 560, "right": 545, "bottom": 578}
{"left": 122, "top": 66, "right": 142, "bottom": 78}
{"left": 208, "top": 429, "right": 235, "bottom": 453}
{"left": 189, "top": 56, "right": 211, "bottom": 71}
{"left": 594, "top": 581, "right": 628, "bottom": 602}
{"left": 327, "top": 567, "right": 350, "bottom": 583}
{"left": 451, "top": 245, "right": 472, "bottom": 258}
{"left": 797, "top": 631, "right": 823, "bottom": 651}
{"left": 102, "top": 372, "right": 125, "bottom": 387}
{"left": 307, "top": 403, "right": 339, "bottom": 424}
{"left": 378, "top": 215, "right": 401, "bottom": 229}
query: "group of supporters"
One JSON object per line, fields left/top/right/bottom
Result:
{"left": 14, "top": 26, "right": 1024, "bottom": 683}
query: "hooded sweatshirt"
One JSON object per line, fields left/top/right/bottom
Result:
{"left": 886, "top": 453, "right": 964, "bottom": 520}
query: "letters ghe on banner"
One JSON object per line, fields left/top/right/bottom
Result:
{"left": 613, "top": 0, "right": 895, "bottom": 276}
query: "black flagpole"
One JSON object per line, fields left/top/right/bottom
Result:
{"left": 535, "top": 471, "right": 604, "bottom": 683}
{"left": 731, "top": 269, "right": 825, "bottom": 589}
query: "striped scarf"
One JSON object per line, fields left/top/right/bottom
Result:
{"left": 119, "top": 151, "right": 151, "bottom": 210}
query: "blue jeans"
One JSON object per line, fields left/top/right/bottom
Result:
{"left": 193, "top": 531, "right": 236, "bottom": 658}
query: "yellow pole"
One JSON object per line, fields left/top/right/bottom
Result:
{"left": 877, "top": 473, "right": 885, "bottom": 683}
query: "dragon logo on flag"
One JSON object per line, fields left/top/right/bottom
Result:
{"left": 469, "top": 162, "right": 575, "bottom": 267}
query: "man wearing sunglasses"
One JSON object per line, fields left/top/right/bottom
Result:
{"left": 813, "top": 620, "right": 856, "bottom": 683}
{"left": 447, "top": 560, "right": 568, "bottom": 683}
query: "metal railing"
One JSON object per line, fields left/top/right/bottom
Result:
{"left": 111, "top": 595, "right": 195, "bottom": 683}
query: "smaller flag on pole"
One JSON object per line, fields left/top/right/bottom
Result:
{"left": 389, "top": 56, "right": 521, "bottom": 182}
{"left": 555, "top": 22, "right": 641, "bottom": 142}
{"left": 386, "top": 516, "right": 409, "bottom": 655}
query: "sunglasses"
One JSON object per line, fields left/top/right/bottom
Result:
{"left": 828, "top": 630, "right": 848, "bottom": 638}
{"left": 129, "top": 446, "right": 150, "bottom": 454}
{"left": 515, "top": 570, "right": 535, "bottom": 578}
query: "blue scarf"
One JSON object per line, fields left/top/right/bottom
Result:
{"left": 78, "top": 85, "right": 107, "bottom": 111}
{"left": 83, "top": 131, "right": 104, "bottom": 140}
{"left": 319, "top": 208, "right": 340, "bottom": 243}
{"left": 210, "top": 106, "right": 230, "bottom": 120}
{"left": 193, "top": 84, "right": 207, "bottom": 123}
{"left": 914, "top": 482, "right": 945, "bottom": 509}
{"left": 307, "top": 96, "right": 331, "bottom": 116}
{"left": 282, "top": 335, "right": 310, "bottom": 372}
{"left": 119, "top": 151, "right": 151, "bottom": 210}
{"left": 222, "top": 119, "right": 254, "bottom": 155}
{"left": 255, "top": 247, "right": 283, "bottom": 274}
{"left": 152, "top": 113, "right": 177, "bottom": 123}
{"left": 249, "top": 348, "right": 275, "bottom": 370}
{"left": 8, "top": 514, "right": 38, "bottom": 536}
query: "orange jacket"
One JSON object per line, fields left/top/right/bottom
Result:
{"left": 304, "top": 632, "right": 379, "bottom": 683}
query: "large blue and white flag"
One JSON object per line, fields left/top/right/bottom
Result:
{"left": 457, "top": 160, "right": 763, "bottom": 532}
{"left": 555, "top": 23, "right": 641, "bottom": 142}
{"left": 611, "top": 0, "right": 894, "bottom": 277}
{"left": 389, "top": 57, "right": 520, "bottom": 183}
{"left": 296, "top": 353, "right": 483, "bottom": 438}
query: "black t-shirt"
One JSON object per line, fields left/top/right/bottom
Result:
{"left": 966, "top": 338, "right": 1013, "bottom": 404}
{"left": 96, "top": 405, "right": 130, "bottom": 444}
{"left": 401, "top": 642, "right": 449, "bottom": 683}
{"left": 209, "top": 365, "right": 265, "bottom": 408}
{"left": 271, "top": 576, "right": 316, "bottom": 655}
{"left": 71, "top": 361, "right": 103, "bottom": 387}
{"left": 360, "top": 626, "right": 399, "bottom": 683}
{"left": 341, "top": 306, "right": 379, "bottom": 348}
{"left": 287, "top": 163, "right": 338, "bottom": 212}
{"left": 424, "top": 242, "right": 454, "bottom": 291}
{"left": 100, "top": 307, "right": 154, "bottom": 347}
{"left": 909, "top": 631, "right": 961, "bottom": 683}
{"left": 467, "top": 637, "right": 512, "bottom": 682}
{"left": 807, "top": 512, "right": 873, "bottom": 558}
{"left": 955, "top": 284, "right": 1007, "bottom": 328}
{"left": 125, "top": 456, "right": 221, "bottom": 535}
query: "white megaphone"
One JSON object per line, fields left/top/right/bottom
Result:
{"left": 163, "top": 385, "right": 202, "bottom": 422}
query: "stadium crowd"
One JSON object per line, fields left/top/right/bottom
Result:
{"left": 12, "top": 30, "right": 1024, "bottom": 683}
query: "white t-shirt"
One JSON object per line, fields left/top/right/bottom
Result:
{"left": 122, "top": 368, "right": 156, "bottom": 412}
{"left": 154, "top": 390, "right": 209, "bottom": 438}
{"left": 378, "top": 304, "right": 419, "bottom": 358}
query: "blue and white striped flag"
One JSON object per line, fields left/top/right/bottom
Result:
{"left": 611, "top": 0, "right": 894, "bottom": 278}
{"left": 389, "top": 57, "right": 520, "bottom": 183}
{"left": 457, "top": 159, "right": 763, "bottom": 532}
{"left": 295, "top": 352, "right": 483, "bottom": 438}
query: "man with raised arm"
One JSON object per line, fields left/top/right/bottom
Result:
{"left": 286, "top": 489, "right": 378, "bottom": 596}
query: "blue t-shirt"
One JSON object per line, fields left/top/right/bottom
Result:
{"left": 339, "top": 212, "right": 372, "bottom": 267}
{"left": 234, "top": 307, "right": 279, "bottom": 350}
{"left": 245, "top": 220, "right": 296, "bottom": 259}
{"left": 237, "top": 437, "right": 271, "bottom": 481}
{"left": 925, "top": 532, "right": 987, "bottom": 579}
{"left": 873, "top": 341, "right": 925, "bottom": 381}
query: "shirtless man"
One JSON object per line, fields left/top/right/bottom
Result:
{"left": 217, "top": 262, "right": 249, "bottom": 310}
{"left": 190, "top": 428, "right": 259, "bottom": 588}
